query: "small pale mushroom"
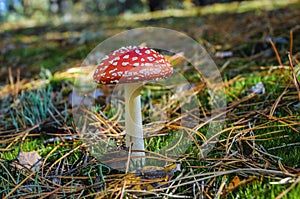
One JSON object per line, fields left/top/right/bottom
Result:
{"left": 93, "top": 46, "right": 173, "bottom": 165}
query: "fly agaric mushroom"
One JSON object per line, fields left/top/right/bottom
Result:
{"left": 93, "top": 46, "right": 173, "bottom": 165}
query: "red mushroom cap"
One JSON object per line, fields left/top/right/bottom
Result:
{"left": 93, "top": 46, "right": 173, "bottom": 84}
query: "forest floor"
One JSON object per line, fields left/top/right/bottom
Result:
{"left": 1, "top": 1, "right": 300, "bottom": 198}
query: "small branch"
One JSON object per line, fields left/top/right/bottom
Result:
{"left": 269, "top": 39, "right": 283, "bottom": 66}
{"left": 287, "top": 53, "right": 300, "bottom": 102}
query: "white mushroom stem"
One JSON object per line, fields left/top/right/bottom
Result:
{"left": 124, "top": 82, "right": 145, "bottom": 165}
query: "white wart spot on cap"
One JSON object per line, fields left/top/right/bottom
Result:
{"left": 147, "top": 56, "right": 154, "bottom": 61}
{"left": 122, "top": 62, "right": 129, "bottom": 66}
{"left": 135, "top": 49, "right": 142, "bottom": 55}
{"left": 110, "top": 80, "right": 119, "bottom": 83}
{"left": 109, "top": 68, "right": 118, "bottom": 73}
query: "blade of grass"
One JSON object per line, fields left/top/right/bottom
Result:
{"left": 3, "top": 171, "right": 37, "bottom": 199}
{"left": 275, "top": 177, "right": 300, "bottom": 199}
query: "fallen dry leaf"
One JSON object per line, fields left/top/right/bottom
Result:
{"left": 222, "top": 175, "right": 258, "bottom": 196}
{"left": 16, "top": 151, "right": 42, "bottom": 171}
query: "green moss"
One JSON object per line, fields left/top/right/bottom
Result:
{"left": 227, "top": 179, "right": 300, "bottom": 199}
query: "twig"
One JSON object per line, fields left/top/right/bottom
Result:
{"left": 151, "top": 168, "right": 296, "bottom": 192}
{"left": 45, "top": 144, "right": 85, "bottom": 176}
{"left": 269, "top": 39, "right": 283, "bottom": 66}
{"left": 289, "top": 25, "right": 300, "bottom": 59}
{"left": 268, "top": 142, "right": 300, "bottom": 150}
{"left": 0, "top": 161, "right": 17, "bottom": 184}
{"left": 269, "top": 85, "right": 289, "bottom": 116}
{"left": 3, "top": 171, "right": 37, "bottom": 199}
{"left": 287, "top": 53, "right": 300, "bottom": 102}
{"left": 120, "top": 142, "right": 132, "bottom": 199}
